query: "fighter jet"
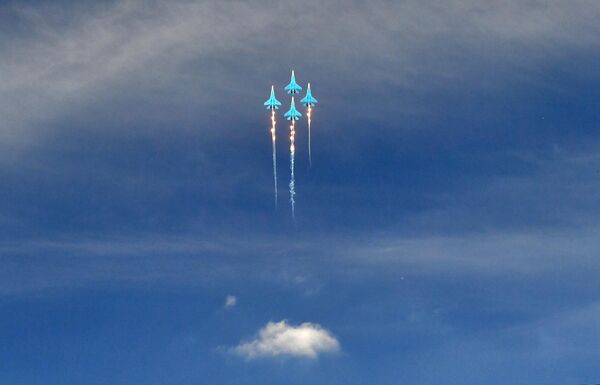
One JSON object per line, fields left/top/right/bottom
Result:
{"left": 284, "top": 97, "right": 302, "bottom": 121}
{"left": 264, "top": 85, "right": 282, "bottom": 110}
{"left": 284, "top": 70, "right": 302, "bottom": 94}
{"left": 300, "top": 82, "right": 318, "bottom": 107}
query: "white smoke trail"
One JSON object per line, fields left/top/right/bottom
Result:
{"left": 289, "top": 119, "right": 296, "bottom": 219}
{"left": 270, "top": 110, "right": 277, "bottom": 207}
{"left": 307, "top": 106, "right": 312, "bottom": 168}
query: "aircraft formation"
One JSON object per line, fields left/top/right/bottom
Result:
{"left": 264, "top": 70, "right": 318, "bottom": 219}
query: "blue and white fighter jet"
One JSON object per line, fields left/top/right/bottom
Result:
{"left": 264, "top": 85, "right": 282, "bottom": 110}
{"left": 284, "top": 70, "right": 302, "bottom": 94}
{"left": 300, "top": 82, "right": 318, "bottom": 107}
{"left": 284, "top": 97, "right": 302, "bottom": 121}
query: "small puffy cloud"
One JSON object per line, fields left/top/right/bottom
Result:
{"left": 233, "top": 320, "right": 340, "bottom": 360}
{"left": 224, "top": 295, "right": 237, "bottom": 308}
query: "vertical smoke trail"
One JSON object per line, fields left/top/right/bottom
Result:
{"left": 307, "top": 106, "right": 312, "bottom": 168}
{"left": 289, "top": 119, "right": 296, "bottom": 219}
{"left": 270, "top": 110, "right": 278, "bottom": 207}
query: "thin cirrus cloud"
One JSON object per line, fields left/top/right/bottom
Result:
{"left": 0, "top": 0, "right": 271, "bottom": 147}
{"left": 232, "top": 320, "right": 340, "bottom": 360}
{"left": 2, "top": 0, "right": 600, "bottom": 150}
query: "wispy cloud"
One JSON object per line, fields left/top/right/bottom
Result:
{"left": 232, "top": 320, "right": 339, "bottom": 360}
{"left": 345, "top": 228, "right": 600, "bottom": 275}
{"left": 0, "top": 0, "right": 270, "bottom": 147}
{"left": 1, "top": 223, "right": 599, "bottom": 297}
{"left": 1, "top": 0, "right": 599, "bottom": 153}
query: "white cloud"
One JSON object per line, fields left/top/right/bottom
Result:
{"left": 224, "top": 295, "right": 237, "bottom": 308}
{"left": 233, "top": 320, "right": 340, "bottom": 360}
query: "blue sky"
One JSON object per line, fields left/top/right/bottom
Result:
{"left": 1, "top": 1, "right": 600, "bottom": 384}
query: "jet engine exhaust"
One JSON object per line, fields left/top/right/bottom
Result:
{"left": 270, "top": 110, "right": 278, "bottom": 207}
{"left": 263, "top": 85, "right": 282, "bottom": 209}
{"left": 307, "top": 106, "right": 312, "bottom": 168}
{"left": 289, "top": 119, "right": 296, "bottom": 219}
